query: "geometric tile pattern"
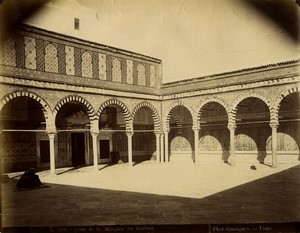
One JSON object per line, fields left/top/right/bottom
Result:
{"left": 112, "top": 58, "right": 121, "bottom": 83}
{"left": 82, "top": 51, "right": 92, "bottom": 78}
{"left": 0, "top": 37, "right": 16, "bottom": 66}
{"left": 65, "top": 46, "right": 75, "bottom": 75}
{"left": 99, "top": 53, "right": 107, "bottom": 80}
{"left": 45, "top": 43, "right": 58, "bottom": 73}
{"left": 126, "top": 60, "right": 133, "bottom": 84}
{"left": 150, "top": 65, "right": 156, "bottom": 87}
{"left": 137, "top": 64, "right": 146, "bottom": 86}
{"left": 24, "top": 37, "right": 36, "bottom": 70}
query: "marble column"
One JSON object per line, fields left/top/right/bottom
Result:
{"left": 270, "top": 122, "right": 278, "bottom": 168}
{"left": 91, "top": 132, "right": 99, "bottom": 171}
{"left": 160, "top": 133, "right": 164, "bottom": 162}
{"left": 193, "top": 127, "right": 200, "bottom": 164}
{"left": 48, "top": 133, "right": 56, "bottom": 175}
{"left": 126, "top": 131, "right": 134, "bottom": 166}
{"left": 155, "top": 132, "right": 161, "bottom": 162}
{"left": 164, "top": 130, "right": 169, "bottom": 162}
{"left": 228, "top": 124, "right": 236, "bottom": 166}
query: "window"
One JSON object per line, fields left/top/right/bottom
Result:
{"left": 74, "top": 18, "right": 80, "bottom": 30}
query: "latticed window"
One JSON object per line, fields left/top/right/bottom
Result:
{"left": 99, "top": 53, "right": 106, "bottom": 80}
{"left": 112, "top": 58, "right": 121, "bottom": 83}
{"left": 25, "top": 37, "right": 36, "bottom": 69}
{"left": 137, "top": 64, "right": 146, "bottom": 86}
{"left": 45, "top": 43, "right": 58, "bottom": 73}
{"left": 0, "top": 37, "right": 16, "bottom": 66}
{"left": 81, "top": 51, "right": 92, "bottom": 78}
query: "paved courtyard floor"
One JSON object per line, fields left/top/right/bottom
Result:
{"left": 1, "top": 161, "right": 300, "bottom": 232}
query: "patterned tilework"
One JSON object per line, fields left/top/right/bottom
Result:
{"left": 150, "top": 65, "right": 156, "bottom": 87}
{"left": 112, "top": 58, "right": 121, "bottom": 83}
{"left": 145, "top": 64, "right": 150, "bottom": 87}
{"left": 24, "top": 37, "right": 36, "bottom": 70}
{"left": 126, "top": 60, "right": 133, "bottom": 84}
{"left": 92, "top": 52, "right": 99, "bottom": 79}
{"left": 15, "top": 34, "right": 25, "bottom": 68}
{"left": 57, "top": 44, "right": 65, "bottom": 74}
{"left": 45, "top": 43, "right": 58, "bottom": 73}
{"left": 132, "top": 61, "right": 138, "bottom": 85}
{"left": 137, "top": 64, "right": 146, "bottom": 86}
{"left": 65, "top": 46, "right": 75, "bottom": 75}
{"left": 121, "top": 58, "right": 127, "bottom": 83}
{"left": 106, "top": 55, "right": 112, "bottom": 81}
{"left": 36, "top": 39, "right": 45, "bottom": 71}
{"left": 82, "top": 51, "right": 93, "bottom": 78}
{"left": 74, "top": 47, "right": 82, "bottom": 77}
{"left": 0, "top": 37, "right": 16, "bottom": 66}
{"left": 99, "top": 53, "right": 107, "bottom": 80}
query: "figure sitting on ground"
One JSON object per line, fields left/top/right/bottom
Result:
{"left": 17, "top": 168, "right": 46, "bottom": 189}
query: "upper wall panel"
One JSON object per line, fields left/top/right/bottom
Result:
{"left": 0, "top": 25, "right": 162, "bottom": 95}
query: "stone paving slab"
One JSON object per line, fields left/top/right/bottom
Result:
{"left": 1, "top": 162, "right": 300, "bottom": 230}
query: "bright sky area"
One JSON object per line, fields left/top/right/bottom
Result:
{"left": 24, "top": 0, "right": 300, "bottom": 83}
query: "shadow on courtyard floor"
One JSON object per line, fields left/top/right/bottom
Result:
{"left": 1, "top": 165, "right": 300, "bottom": 232}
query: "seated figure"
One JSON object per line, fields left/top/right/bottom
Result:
{"left": 17, "top": 168, "right": 44, "bottom": 189}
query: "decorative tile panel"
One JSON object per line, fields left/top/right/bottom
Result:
{"left": 65, "top": 46, "right": 75, "bottom": 75}
{"left": 24, "top": 36, "right": 36, "bottom": 69}
{"left": 126, "top": 60, "right": 133, "bottom": 84}
{"left": 92, "top": 52, "right": 99, "bottom": 79}
{"left": 150, "top": 65, "right": 156, "bottom": 87}
{"left": 99, "top": 53, "right": 107, "bottom": 80}
{"left": 57, "top": 44, "right": 65, "bottom": 74}
{"left": 0, "top": 37, "right": 16, "bottom": 66}
{"left": 112, "top": 58, "right": 121, "bottom": 83}
{"left": 74, "top": 47, "right": 82, "bottom": 76}
{"left": 45, "top": 43, "right": 58, "bottom": 73}
{"left": 137, "top": 64, "right": 146, "bottom": 86}
{"left": 82, "top": 51, "right": 92, "bottom": 78}
{"left": 36, "top": 39, "right": 45, "bottom": 71}
{"left": 15, "top": 34, "right": 25, "bottom": 68}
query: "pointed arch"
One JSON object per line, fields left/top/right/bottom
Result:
{"left": 97, "top": 99, "right": 131, "bottom": 130}
{"left": 164, "top": 100, "right": 195, "bottom": 131}
{"left": 132, "top": 101, "right": 160, "bottom": 131}
{"left": 53, "top": 95, "right": 96, "bottom": 121}
{"left": 0, "top": 90, "right": 51, "bottom": 119}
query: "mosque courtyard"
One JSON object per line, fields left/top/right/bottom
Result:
{"left": 1, "top": 161, "right": 300, "bottom": 232}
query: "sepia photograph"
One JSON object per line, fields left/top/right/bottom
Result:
{"left": 0, "top": 0, "right": 299, "bottom": 232}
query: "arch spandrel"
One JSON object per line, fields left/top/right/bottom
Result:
{"left": 132, "top": 101, "right": 160, "bottom": 131}
{"left": 97, "top": 98, "right": 131, "bottom": 130}
{"left": 163, "top": 100, "right": 196, "bottom": 131}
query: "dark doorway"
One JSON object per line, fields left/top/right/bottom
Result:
{"left": 100, "top": 140, "right": 110, "bottom": 159}
{"left": 40, "top": 140, "right": 50, "bottom": 163}
{"left": 71, "top": 133, "right": 85, "bottom": 166}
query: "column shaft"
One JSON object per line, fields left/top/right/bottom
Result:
{"left": 127, "top": 132, "right": 133, "bottom": 166}
{"left": 155, "top": 133, "right": 160, "bottom": 162}
{"left": 48, "top": 133, "right": 56, "bottom": 174}
{"left": 193, "top": 129, "right": 199, "bottom": 164}
{"left": 160, "top": 133, "right": 164, "bottom": 162}
{"left": 229, "top": 127, "right": 236, "bottom": 166}
{"left": 164, "top": 131, "right": 169, "bottom": 162}
{"left": 91, "top": 133, "right": 99, "bottom": 170}
{"left": 271, "top": 125, "right": 278, "bottom": 168}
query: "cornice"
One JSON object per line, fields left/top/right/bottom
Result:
{"left": 0, "top": 75, "right": 162, "bottom": 101}
{"left": 162, "top": 75, "right": 300, "bottom": 100}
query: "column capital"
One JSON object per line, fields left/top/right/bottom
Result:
{"left": 269, "top": 121, "right": 279, "bottom": 129}
{"left": 126, "top": 131, "right": 134, "bottom": 137}
{"left": 192, "top": 127, "right": 200, "bottom": 132}
{"left": 163, "top": 129, "right": 170, "bottom": 134}
{"left": 46, "top": 128, "right": 57, "bottom": 134}
{"left": 227, "top": 123, "right": 236, "bottom": 131}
